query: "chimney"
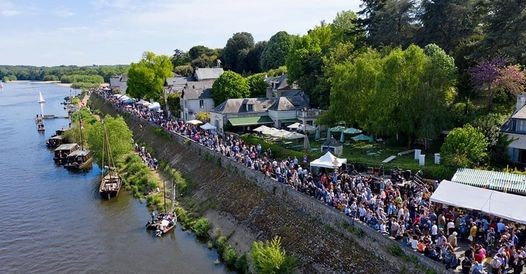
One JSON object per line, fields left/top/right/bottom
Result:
{"left": 517, "top": 93, "right": 526, "bottom": 111}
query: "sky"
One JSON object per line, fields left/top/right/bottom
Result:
{"left": 0, "top": 0, "right": 361, "bottom": 66}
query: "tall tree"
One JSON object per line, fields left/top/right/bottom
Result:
{"left": 480, "top": 0, "right": 526, "bottom": 64}
{"left": 417, "top": 0, "right": 482, "bottom": 53}
{"left": 171, "top": 49, "right": 191, "bottom": 67}
{"left": 440, "top": 124, "right": 488, "bottom": 168}
{"left": 359, "top": 0, "right": 419, "bottom": 48}
{"left": 260, "top": 31, "right": 295, "bottom": 71}
{"left": 244, "top": 41, "right": 267, "bottom": 74}
{"left": 127, "top": 52, "right": 173, "bottom": 101}
{"left": 211, "top": 71, "right": 250, "bottom": 104}
{"left": 222, "top": 32, "right": 255, "bottom": 72}
{"left": 246, "top": 73, "right": 268, "bottom": 97}
{"left": 87, "top": 116, "right": 133, "bottom": 167}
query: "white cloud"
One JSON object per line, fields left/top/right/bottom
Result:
{"left": 0, "top": 0, "right": 20, "bottom": 16}
{"left": 54, "top": 7, "right": 75, "bottom": 17}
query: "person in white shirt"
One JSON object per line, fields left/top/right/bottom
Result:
{"left": 431, "top": 222, "right": 438, "bottom": 243}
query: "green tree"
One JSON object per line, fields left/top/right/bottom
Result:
{"left": 127, "top": 51, "right": 173, "bottom": 101}
{"left": 331, "top": 10, "right": 364, "bottom": 45}
{"left": 250, "top": 236, "right": 296, "bottom": 274}
{"left": 358, "top": 0, "right": 419, "bottom": 48}
{"left": 417, "top": 0, "right": 483, "bottom": 53}
{"left": 171, "top": 49, "right": 191, "bottom": 67}
{"left": 173, "top": 65, "right": 194, "bottom": 77}
{"left": 260, "top": 31, "right": 295, "bottom": 71}
{"left": 247, "top": 73, "right": 268, "bottom": 97}
{"left": 222, "top": 32, "right": 255, "bottom": 72}
{"left": 167, "top": 93, "right": 181, "bottom": 114}
{"left": 441, "top": 124, "right": 489, "bottom": 168}
{"left": 480, "top": 0, "right": 526, "bottom": 64}
{"left": 211, "top": 71, "right": 250, "bottom": 104}
{"left": 245, "top": 41, "right": 267, "bottom": 73}
{"left": 87, "top": 116, "right": 133, "bottom": 167}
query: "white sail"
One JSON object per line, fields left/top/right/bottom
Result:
{"left": 38, "top": 91, "right": 45, "bottom": 103}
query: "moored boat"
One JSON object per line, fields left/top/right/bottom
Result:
{"left": 46, "top": 135, "right": 64, "bottom": 149}
{"left": 64, "top": 149, "right": 93, "bottom": 171}
{"left": 53, "top": 143, "right": 79, "bottom": 165}
{"left": 146, "top": 213, "right": 177, "bottom": 237}
{"left": 99, "top": 171, "right": 122, "bottom": 199}
{"left": 37, "top": 121, "right": 45, "bottom": 132}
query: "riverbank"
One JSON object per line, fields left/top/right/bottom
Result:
{"left": 89, "top": 93, "right": 447, "bottom": 273}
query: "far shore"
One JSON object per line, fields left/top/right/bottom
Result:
{"left": 8, "top": 80, "right": 73, "bottom": 87}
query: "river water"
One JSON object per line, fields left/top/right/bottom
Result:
{"left": 0, "top": 82, "right": 228, "bottom": 274}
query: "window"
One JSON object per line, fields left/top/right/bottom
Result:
{"left": 199, "top": 99, "right": 204, "bottom": 109}
{"left": 246, "top": 104, "right": 253, "bottom": 112}
{"left": 517, "top": 119, "right": 526, "bottom": 133}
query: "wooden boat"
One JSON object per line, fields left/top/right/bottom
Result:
{"left": 37, "top": 121, "right": 45, "bottom": 132}
{"left": 53, "top": 143, "right": 79, "bottom": 165}
{"left": 99, "top": 122, "right": 122, "bottom": 200}
{"left": 64, "top": 149, "right": 93, "bottom": 171}
{"left": 46, "top": 135, "right": 63, "bottom": 149}
{"left": 146, "top": 213, "right": 177, "bottom": 237}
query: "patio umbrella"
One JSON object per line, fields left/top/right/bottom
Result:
{"left": 343, "top": 127, "right": 362, "bottom": 135}
{"left": 304, "top": 134, "right": 310, "bottom": 151}
{"left": 352, "top": 134, "right": 374, "bottom": 142}
{"left": 329, "top": 126, "right": 346, "bottom": 133}
{"left": 253, "top": 125, "right": 271, "bottom": 133}
{"left": 287, "top": 122, "right": 301, "bottom": 130}
{"left": 284, "top": 132, "right": 305, "bottom": 140}
{"left": 186, "top": 119, "right": 203, "bottom": 125}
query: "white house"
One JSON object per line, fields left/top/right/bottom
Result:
{"left": 503, "top": 93, "right": 526, "bottom": 163}
{"left": 180, "top": 80, "right": 215, "bottom": 121}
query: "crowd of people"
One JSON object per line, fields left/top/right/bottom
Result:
{"left": 98, "top": 90, "right": 526, "bottom": 273}
{"left": 134, "top": 143, "right": 158, "bottom": 170}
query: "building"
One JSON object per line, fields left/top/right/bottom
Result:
{"left": 502, "top": 93, "right": 526, "bottom": 163}
{"left": 180, "top": 80, "right": 215, "bottom": 121}
{"left": 211, "top": 96, "right": 309, "bottom": 134}
{"left": 194, "top": 67, "right": 224, "bottom": 81}
{"left": 165, "top": 75, "right": 189, "bottom": 94}
{"left": 109, "top": 75, "right": 128, "bottom": 94}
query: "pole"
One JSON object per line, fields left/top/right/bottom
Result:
{"left": 163, "top": 178, "right": 167, "bottom": 213}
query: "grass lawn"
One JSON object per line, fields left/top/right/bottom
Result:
{"left": 241, "top": 134, "right": 454, "bottom": 179}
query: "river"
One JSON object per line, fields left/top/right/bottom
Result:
{"left": 0, "top": 82, "right": 229, "bottom": 274}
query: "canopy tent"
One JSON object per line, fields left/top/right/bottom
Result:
{"left": 310, "top": 152, "right": 347, "bottom": 169}
{"left": 287, "top": 122, "right": 301, "bottom": 130}
{"left": 329, "top": 126, "right": 346, "bottom": 133}
{"left": 200, "top": 122, "right": 217, "bottom": 131}
{"left": 228, "top": 116, "right": 273, "bottom": 127}
{"left": 148, "top": 102, "right": 161, "bottom": 110}
{"left": 253, "top": 125, "right": 271, "bottom": 133}
{"left": 136, "top": 99, "right": 151, "bottom": 106}
{"left": 344, "top": 127, "right": 362, "bottom": 135}
{"left": 352, "top": 134, "right": 374, "bottom": 142}
{"left": 451, "top": 168, "right": 526, "bottom": 195}
{"left": 269, "top": 129, "right": 290, "bottom": 138}
{"left": 186, "top": 119, "right": 203, "bottom": 125}
{"left": 430, "top": 180, "right": 526, "bottom": 224}
{"left": 284, "top": 132, "right": 305, "bottom": 140}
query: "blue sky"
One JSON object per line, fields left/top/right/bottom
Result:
{"left": 0, "top": 0, "right": 360, "bottom": 66}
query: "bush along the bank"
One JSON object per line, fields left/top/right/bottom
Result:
{"left": 160, "top": 161, "right": 191, "bottom": 195}
{"left": 119, "top": 153, "right": 161, "bottom": 209}
{"left": 251, "top": 236, "right": 297, "bottom": 274}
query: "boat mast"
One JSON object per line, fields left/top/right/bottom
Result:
{"left": 78, "top": 118, "right": 84, "bottom": 150}
{"left": 38, "top": 91, "right": 45, "bottom": 117}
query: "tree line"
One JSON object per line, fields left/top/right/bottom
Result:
{"left": 0, "top": 65, "right": 129, "bottom": 83}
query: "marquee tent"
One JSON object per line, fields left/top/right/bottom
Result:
{"left": 148, "top": 102, "right": 161, "bottom": 111}
{"left": 200, "top": 123, "right": 217, "bottom": 131}
{"left": 310, "top": 152, "right": 347, "bottom": 169}
{"left": 186, "top": 119, "right": 203, "bottom": 125}
{"left": 253, "top": 125, "right": 271, "bottom": 133}
{"left": 284, "top": 132, "right": 305, "bottom": 140}
{"left": 287, "top": 122, "right": 301, "bottom": 130}
{"left": 430, "top": 180, "right": 526, "bottom": 224}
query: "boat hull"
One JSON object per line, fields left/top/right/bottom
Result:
{"left": 64, "top": 157, "right": 93, "bottom": 171}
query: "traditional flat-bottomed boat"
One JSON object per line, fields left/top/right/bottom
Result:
{"left": 46, "top": 135, "right": 63, "bottom": 149}
{"left": 146, "top": 213, "right": 176, "bottom": 237}
{"left": 99, "top": 171, "right": 121, "bottom": 199}
{"left": 64, "top": 149, "right": 93, "bottom": 171}
{"left": 53, "top": 143, "right": 79, "bottom": 165}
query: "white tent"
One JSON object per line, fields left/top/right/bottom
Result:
{"left": 298, "top": 124, "right": 316, "bottom": 133}
{"left": 270, "top": 129, "right": 291, "bottom": 138}
{"left": 430, "top": 180, "right": 526, "bottom": 224}
{"left": 310, "top": 152, "right": 347, "bottom": 169}
{"left": 148, "top": 102, "right": 161, "bottom": 110}
{"left": 136, "top": 99, "right": 151, "bottom": 106}
{"left": 186, "top": 119, "right": 203, "bottom": 125}
{"left": 284, "top": 132, "right": 305, "bottom": 140}
{"left": 253, "top": 125, "right": 271, "bottom": 133}
{"left": 200, "top": 122, "right": 216, "bottom": 131}
{"left": 287, "top": 122, "right": 301, "bottom": 130}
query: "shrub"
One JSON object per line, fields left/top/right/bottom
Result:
{"left": 250, "top": 236, "right": 296, "bottom": 274}
{"left": 191, "top": 218, "right": 211, "bottom": 238}
{"left": 235, "top": 254, "right": 249, "bottom": 274}
{"left": 222, "top": 245, "right": 238, "bottom": 267}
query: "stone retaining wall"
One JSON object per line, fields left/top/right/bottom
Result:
{"left": 91, "top": 93, "right": 450, "bottom": 274}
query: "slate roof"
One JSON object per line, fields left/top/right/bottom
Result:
{"left": 269, "top": 97, "right": 296, "bottom": 111}
{"left": 213, "top": 98, "right": 275, "bottom": 114}
{"left": 279, "top": 89, "right": 309, "bottom": 108}
{"left": 265, "top": 74, "right": 289, "bottom": 90}
{"left": 181, "top": 80, "right": 215, "bottom": 100}
{"left": 195, "top": 68, "right": 224, "bottom": 81}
